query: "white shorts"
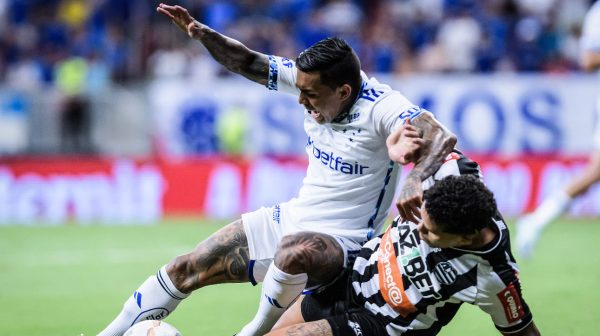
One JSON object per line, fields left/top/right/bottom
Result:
{"left": 241, "top": 205, "right": 363, "bottom": 286}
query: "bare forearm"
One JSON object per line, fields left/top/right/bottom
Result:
{"left": 193, "top": 23, "right": 269, "bottom": 84}
{"left": 157, "top": 4, "right": 270, "bottom": 84}
{"left": 406, "top": 112, "right": 457, "bottom": 182}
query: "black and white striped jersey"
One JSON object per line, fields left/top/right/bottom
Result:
{"left": 350, "top": 214, "right": 532, "bottom": 335}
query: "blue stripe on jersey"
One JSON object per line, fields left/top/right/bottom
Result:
{"left": 366, "top": 160, "right": 395, "bottom": 240}
{"left": 359, "top": 86, "right": 384, "bottom": 102}
{"left": 133, "top": 291, "right": 142, "bottom": 308}
{"left": 399, "top": 106, "right": 424, "bottom": 124}
{"left": 266, "top": 55, "right": 278, "bottom": 91}
{"left": 248, "top": 259, "right": 257, "bottom": 286}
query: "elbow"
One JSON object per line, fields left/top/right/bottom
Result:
{"left": 441, "top": 129, "right": 457, "bottom": 154}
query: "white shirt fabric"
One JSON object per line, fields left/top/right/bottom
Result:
{"left": 581, "top": 1, "right": 600, "bottom": 53}
{"left": 265, "top": 55, "right": 428, "bottom": 244}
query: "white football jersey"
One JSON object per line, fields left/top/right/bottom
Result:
{"left": 581, "top": 1, "right": 600, "bottom": 54}
{"left": 266, "top": 55, "right": 428, "bottom": 244}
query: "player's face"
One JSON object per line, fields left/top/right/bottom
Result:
{"left": 296, "top": 70, "right": 350, "bottom": 124}
{"left": 417, "top": 206, "right": 472, "bottom": 248}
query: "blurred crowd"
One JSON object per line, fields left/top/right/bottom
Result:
{"left": 0, "top": 0, "right": 595, "bottom": 90}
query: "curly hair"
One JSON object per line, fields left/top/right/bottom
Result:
{"left": 423, "top": 175, "right": 497, "bottom": 235}
{"left": 296, "top": 37, "right": 362, "bottom": 96}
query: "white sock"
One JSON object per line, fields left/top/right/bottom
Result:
{"left": 98, "top": 265, "right": 189, "bottom": 336}
{"left": 528, "top": 190, "right": 572, "bottom": 231}
{"left": 237, "top": 265, "right": 308, "bottom": 336}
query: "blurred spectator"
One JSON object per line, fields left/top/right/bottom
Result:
{"left": 55, "top": 56, "right": 94, "bottom": 153}
{"left": 0, "top": 0, "right": 595, "bottom": 85}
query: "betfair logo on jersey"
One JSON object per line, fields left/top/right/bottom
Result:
{"left": 307, "top": 137, "right": 369, "bottom": 175}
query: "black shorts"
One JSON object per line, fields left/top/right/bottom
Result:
{"left": 301, "top": 269, "right": 388, "bottom": 336}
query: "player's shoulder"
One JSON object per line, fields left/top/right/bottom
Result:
{"left": 354, "top": 73, "right": 399, "bottom": 107}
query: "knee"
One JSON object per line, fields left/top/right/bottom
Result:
{"left": 273, "top": 233, "right": 344, "bottom": 279}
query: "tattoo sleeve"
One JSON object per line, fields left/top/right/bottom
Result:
{"left": 407, "top": 112, "right": 457, "bottom": 181}
{"left": 285, "top": 320, "right": 333, "bottom": 336}
{"left": 195, "top": 24, "right": 270, "bottom": 85}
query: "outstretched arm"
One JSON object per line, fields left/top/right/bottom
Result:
{"left": 157, "top": 3, "right": 269, "bottom": 85}
{"left": 391, "top": 112, "right": 457, "bottom": 223}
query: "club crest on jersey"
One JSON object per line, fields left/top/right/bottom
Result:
{"left": 433, "top": 262, "right": 458, "bottom": 285}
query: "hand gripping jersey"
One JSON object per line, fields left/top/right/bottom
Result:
{"left": 266, "top": 55, "right": 428, "bottom": 244}
{"left": 350, "top": 155, "right": 532, "bottom": 335}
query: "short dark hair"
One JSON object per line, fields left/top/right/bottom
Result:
{"left": 424, "top": 175, "right": 497, "bottom": 235}
{"left": 296, "top": 37, "right": 362, "bottom": 95}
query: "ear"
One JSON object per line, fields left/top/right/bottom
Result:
{"left": 337, "top": 84, "right": 352, "bottom": 101}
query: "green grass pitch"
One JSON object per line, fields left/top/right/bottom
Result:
{"left": 1, "top": 218, "right": 599, "bottom": 336}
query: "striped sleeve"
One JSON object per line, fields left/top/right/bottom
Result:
{"left": 474, "top": 271, "right": 533, "bottom": 333}
{"left": 266, "top": 55, "right": 300, "bottom": 95}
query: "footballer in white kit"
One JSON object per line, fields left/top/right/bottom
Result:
{"left": 100, "top": 5, "right": 457, "bottom": 336}
{"left": 243, "top": 55, "right": 428, "bottom": 283}
{"left": 516, "top": 0, "right": 600, "bottom": 259}
{"left": 581, "top": 0, "right": 600, "bottom": 147}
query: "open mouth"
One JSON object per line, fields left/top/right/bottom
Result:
{"left": 309, "top": 110, "right": 324, "bottom": 122}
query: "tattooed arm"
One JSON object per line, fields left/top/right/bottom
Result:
{"left": 389, "top": 112, "right": 457, "bottom": 223}
{"left": 266, "top": 320, "right": 334, "bottom": 336}
{"left": 157, "top": 3, "right": 269, "bottom": 85}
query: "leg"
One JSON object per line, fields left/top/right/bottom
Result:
{"left": 565, "top": 149, "right": 600, "bottom": 197}
{"left": 238, "top": 232, "right": 345, "bottom": 336}
{"left": 517, "top": 149, "right": 600, "bottom": 259}
{"left": 168, "top": 219, "right": 249, "bottom": 291}
{"left": 99, "top": 219, "right": 249, "bottom": 336}
{"left": 272, "top": 296, "right": 306, "bottom": 331}
{"left": 274, "top": 231, "right": 345, "bottom": 285}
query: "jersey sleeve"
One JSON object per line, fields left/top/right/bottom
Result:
{"left": 421, "top": 151, "right": 482, "bottom": 190}
{"left": 371, "top": 91, "right": 427, "bottom": 138}
{"left": 266, "top": 55, "right": 300, "bottom": 96}
{"left": 474, "top": 275, "right": 534, "bottom": 334}
{"left": 581, "top": 2, "right": 600, "bottom": 52}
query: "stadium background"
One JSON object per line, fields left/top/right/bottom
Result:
{"left": 0, "top": 0, "right": 599, "bottom": 335}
